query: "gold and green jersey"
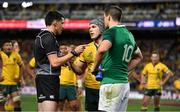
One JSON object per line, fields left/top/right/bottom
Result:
{"left": 60, "top": 58, "right": 79, "bottom": 86}
{"left": 0, "top": 51, "right": 23, "bottom": 85}
{"left": 60, "top": 65, "right": 77, "bottom": 86}
{"left": 29, "top": 57, "right": 36, "bottom": 68}
{"left": 142, "top": 62, "right": 170, "bottom": 89}
{"left": 174, "top": 79, "right": 180, "bottom": 90}
{"left": 79, "top": 42, "right": 100, "bottom": 89}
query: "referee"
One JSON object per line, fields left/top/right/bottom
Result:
{"left": 34, "top": 11, "right": 85, "bottom": 111}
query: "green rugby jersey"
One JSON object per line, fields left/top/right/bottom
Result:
{"left": 101, "top": 25, "right": 137, "bottom": 84}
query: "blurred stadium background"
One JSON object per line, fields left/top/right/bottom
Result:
{"left": 0, "top": 0, "right": 179, "bottom": 111}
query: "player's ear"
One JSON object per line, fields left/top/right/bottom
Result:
{"left": 108, "top": 15, "right": 111, "bottom": 21}
{"left": 52, "top": 20, "right": 58, "bottom": 27}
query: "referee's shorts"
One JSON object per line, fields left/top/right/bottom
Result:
{"left": 35, "top": 75, "right": 59, "bottom": 103}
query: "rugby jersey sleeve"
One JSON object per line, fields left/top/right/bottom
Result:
{"left": 79, "top": 51, "right": 86, "bottom": 63}
{"left": 16, "top": 53, "right": 23, "bottom": 66}
{"left": 29, "top": 57, "right": 36, "bottom": 68}
{"left": 103, "top": 29, "right": 113, "bottom": 43}
{"left": 42, "top": 34, "right": 58, "bottom": 55}
{"left": 162, "top": 63, "right": 170, "bottom": 74}
{"left": 142, "top": 64, "right": 148, "bottom": 76}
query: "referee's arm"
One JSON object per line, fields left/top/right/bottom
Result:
{"left": 48, "top": 45, "right": 85, "bottom": 67}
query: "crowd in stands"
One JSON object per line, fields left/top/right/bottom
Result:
{"left": 0, "top": 2, "right": 179, "bottom": 21}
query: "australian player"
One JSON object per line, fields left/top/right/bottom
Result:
{"left": 0, "top": 40, "right": 24, "bottom": 111}
{"left": 71, "top": 18, "right": 104, "bottom": 111}
{"left": 59, "top": 45, "right": 81, "bottom": 111}
{"left": 140, "top": 51, "right": 174, "bottom": 112}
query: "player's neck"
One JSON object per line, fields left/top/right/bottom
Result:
{"left": 4, "top": 51, "right": 12, "bottom": 57}
{"left": 152, "top": 62, "right": 159, "bottom": 66}
{"left": 46, "top": 26, "right": 56, "bottom": 37}
{"left": 109, "top": 21, "right": 121, "bottom": 28}
{"left": 94, "top": 36, "right": 103, "bottom": 46}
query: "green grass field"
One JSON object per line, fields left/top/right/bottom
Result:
{"left": 22, "top": 95, "right": 180, "bottom": 111}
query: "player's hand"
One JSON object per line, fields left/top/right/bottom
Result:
{"left": 157, "top": 81, "right": 164, "bottom": 86}
{"left": 77, "top": 87, "right": 83, "bottom": 96}
{"left": 0, "top": 76, "right": 4, "bottom": 82}
{"left": 91, "top": 68, "right": 99, "bottom": 75}
{"left": 74, "top": 45, "right": 86, "bottom": 55}
{"left": 140, "top": 82, "right": 147, "bottom": 88}
{"left": 20, "top": 79, "right": 26, "bottom": 87}
{"left": 14, "top": 75, "right": 20, "bottom": 82}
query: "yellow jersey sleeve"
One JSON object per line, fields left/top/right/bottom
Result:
{"left": 174, "top": 79, "right": 180, "bottom": 89}
{"left": 142, "top": 64, "right": 148, "bottom": 76}
{"left": 79, "top": 51, "right": 85, "bottom": 63}
{"left": 161, "top": 63, "right": 169, "bottom": 73}
{"left": 16, "top": 52, "right": 23, "bottom": 66}
{"left": 29, "top": 57, "right": 36, "bottom": 68}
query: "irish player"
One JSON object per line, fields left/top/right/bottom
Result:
{"left": 92, "top": 5, "right": 143, "bottom": 111}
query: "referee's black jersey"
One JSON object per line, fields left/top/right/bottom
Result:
{"left": 34, "top": 30, "right": 61, "bottom": 75}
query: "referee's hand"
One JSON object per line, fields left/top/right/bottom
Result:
{"left": 74, "top": 45, "right": 86, "bottom": 55}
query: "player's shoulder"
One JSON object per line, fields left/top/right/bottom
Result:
{"left": 103, "top": 27, "right": 115, "bottom": 34}
{"left": 12, "top": 51, "right": 20, "bottom": 56}
{"left": 37, "top": 30, "right": 54, "bottom": 41}
{"left": 145, "top": 62, "right": 152, "bottom": 67}
{"left": 84, "top": 42, "right": 96, "bottom": 50}
{"left": 158, "top": 62, "right": 167, "bottom": 67}
{"left": 37, "top": 30, "right": 51, "bottom": 37}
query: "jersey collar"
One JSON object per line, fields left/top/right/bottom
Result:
{"left": 110, "top": 24, "right": 125, "bottom": 29}
{"left": 115, "top": 24, "right": 125, "bottom": 27}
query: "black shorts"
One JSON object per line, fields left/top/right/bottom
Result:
{"left": 144, "top": 89, "right": 162, "bottom": 96}
{"left": 85, "top": 87, "right": 99, "bottom": 111}
{"left": 35, "top": 75, "right": 59, "bottom": 103}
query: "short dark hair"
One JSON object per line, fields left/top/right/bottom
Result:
{"left": 1, "top": 39, "right": 12, "bottom": 48}
{"left": 45, "top": 11, "right": 65, "bottom": 26}
{"left": 104, "top": 5, "right": 122, "bottom": 22}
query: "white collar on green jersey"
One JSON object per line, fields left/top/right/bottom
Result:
{"left": 110, "top": 24, "right": 125, "bottom": 29}
{"left": 115, "top": 24, "right": 125, "bottom": 27}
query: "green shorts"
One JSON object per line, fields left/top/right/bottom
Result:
{"left": 144, "top": 89, "right": 162, "bottom": 96}
{"left": 59, "top": 85, "right": 77, "bottom": 101}
{"left": 0, "top": 84, "right": 19, "bottom": 96}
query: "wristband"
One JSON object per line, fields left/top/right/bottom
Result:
{"left": 71, "top": 50, "right": 79, "bottom": 56}
{"left": 77, "top": 79, "right": 83, "bottom": 88}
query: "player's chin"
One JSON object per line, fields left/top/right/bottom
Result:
{"left": 91, "top": 36, "right": 97, "bottom": 40}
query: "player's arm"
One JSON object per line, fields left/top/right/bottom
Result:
{"left": 16, "top": 55, "right": 26, "bottom": 85}
{"left": 26, "top": 58, "right": 36, "bottom": 79}
{"left": 42, "top": 34, "right": 85, "bottom": 67}
{"left": 128, "top": 47, "right": 143, "bottom": 71}
{"left": 26, "top": 64, "right": 35, "bottom": 79}
{"left": 161, "top": 70, "right": 174, "bottom": 86}
{"left": 48, "top": 46, "right": 85, "bottom": 67}
{"left": 92, "top": 40, "right": 112, "bottom": 73}
{"left": 141, "top": 73, "right": 147, "bottom": 86}
{"left": 0, "top": 53, "right": 3, "bottom": 82}
{"left": 70, "top": 61, "right": 87, "bottom": 75}
{"left": 129, "top": 70, "right": 141, "bottom": 82}
{"left": 140, "top": 65, "right": 148, "bottom": 88}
